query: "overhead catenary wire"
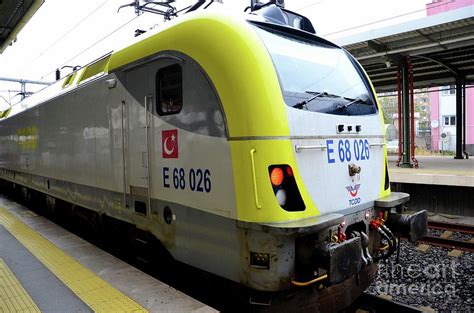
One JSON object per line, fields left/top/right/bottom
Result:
{"left": 40, "top": 14, "right": 142, "bottom": 80}
{"left": 0, "top": 95, "right": 10, "bottom": 106}
{"left": 40, "top": 2, "right": 169, "bottom": 80}
{"left": 293, "top": 0, "right": 324, "bottom": 12}
{"left": 319, "top": 0, "right": 456, "bottom": 36}
{"left": 19, "top": 0, "right": 111, "bottom": 73}
{"left": 9, "top": 0, "right": 463, "bottom": 82}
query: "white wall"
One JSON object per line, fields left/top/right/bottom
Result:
{"left": 438, "top": 87, "right": 457, "bottom": 151}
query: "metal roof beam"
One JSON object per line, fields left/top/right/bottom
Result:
{"left": 0, "top": 0, "right": 44, "bottom": 53}
{"left": 430, "top": 46, "right": 474, "bottom": 58}
{"left": 415, "top": 29, "right": 448, "bottom": 50}
{"left": 335, "top": 6, "right": 474, "bottom": 47}
{"left": 373, "top": 72, "right": 457, "bottom": 90}
{"left": 411, "top": 55, "right": 458, "bottom": 76}
{"left": 367, "top": 40, "right": 404, "bottom": 65}
{"left": 374, "top": 77, "right": 474, "bottom": 93}
{"left": 357, "top": 34, "right": 474, "bottom": 60}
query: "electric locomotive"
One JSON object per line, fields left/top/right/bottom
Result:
{"left": 0, "top": 1, "right": 427, "bottom": 311}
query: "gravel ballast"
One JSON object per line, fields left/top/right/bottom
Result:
{"left": 366, "top": 240, "right": 473, "bottom": 312}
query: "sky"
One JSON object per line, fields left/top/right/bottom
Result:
{"left": 0, "top": 0, "right": 431, "bottom": 109}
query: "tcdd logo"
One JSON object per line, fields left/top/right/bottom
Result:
{"left": 345, "top": 184, "right": 361, "bottom": 197}
{"left": 346, "top": 184, "right": 361, "bottom": 206}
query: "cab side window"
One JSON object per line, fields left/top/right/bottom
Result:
{"left": 156, "top": 64, "right": 182, "bottom": 115}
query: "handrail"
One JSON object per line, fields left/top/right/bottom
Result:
{"left": 369, "top": 143, "right": 386, "bottom": 147}
{"left": 249, "top": 149, "right": 262, "bottom": 209}
{"left": 295, "top": 144, "right": 327, "bottom": 153}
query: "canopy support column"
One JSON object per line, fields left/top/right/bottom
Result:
{"left": 400, "top": 59, "right": 413, "bottom": 168}
{"left": 454, "top": 77, "right": 464, "bottom": 159}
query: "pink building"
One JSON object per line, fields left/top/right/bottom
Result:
{"left": 427, "top": 0, "right": 474, "bottom": 15}
{"left": 428, "top": 0, "right": 474, "bottom": 154}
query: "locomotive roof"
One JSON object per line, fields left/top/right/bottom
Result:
{"left": 1, "top": 6, "right": 341, "bottom": 140}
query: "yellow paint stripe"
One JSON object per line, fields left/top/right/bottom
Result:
{"left": 0, "top": 258, "right": 41, "bottom": 313}
{"left": 0, "top": 207, "right": 148, "bottom": 313}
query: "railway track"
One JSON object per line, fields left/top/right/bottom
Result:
{"left": 353, "top": 293, "right": 425, "bottom": 313}
{"left": 416, "top": 220, "right": 474, "bottom": 252}
{"left": 427, "top": 220, "right": 474, "bottom": 235}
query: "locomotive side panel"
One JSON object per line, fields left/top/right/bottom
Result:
{"left": 0, "top": 118, "right": 16, "bottom": 172}
{"left": 37, "top": 94, "right": 70, "bottom": 181}
{"left": 62, "top": 79, "right": 124, "bottom": 193}
{"left": 0, "top": 77, "right": 127, "bottom": 213}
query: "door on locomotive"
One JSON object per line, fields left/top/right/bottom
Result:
{"left": 125, "top": 57, "right": 183, "bottom": 216}
{"left": 125, "top": 61, "right": 163, "bottom": 216}
{"left": 123, "top": 54, "right": 229, "bottom": 220}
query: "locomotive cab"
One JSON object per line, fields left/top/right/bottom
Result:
{"left": 108, "top": 4, "right": 428, "bottom": 308}
{"left": 229, "top": 4, "right": 429, "bottom": 303}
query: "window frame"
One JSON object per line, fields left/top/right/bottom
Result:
{"left": 252, "top": 23, "right": 378, "bottom": 116}
{"left": 441, "top": 85, "right": 455, "bottom": 96}
{"left": 443, "top": 115, "right": 456, "bottom": 126}
{"left": 156, "top": 63, "right": 183, "bottom": 116}
{"left": 77, "top": 55, "right": 111, "bottom": 84}
{"left": 450, "top": 116, "right": 456, "bottom": 126}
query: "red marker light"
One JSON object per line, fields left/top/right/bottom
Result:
{"left": 286, "top": 166, "right": 294, "bottom": 177}
{"left": 270, "top": 167, "right": 284, "bottom": 186}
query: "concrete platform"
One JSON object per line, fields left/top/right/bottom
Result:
{"left": 427, "top": 211, "right": 474, "bottom": 227}
{"left": 0, "top": 195, "right": 216, "bottom": 313}
{"left": 388, "top": 155, "right": 474, "bottom": 187}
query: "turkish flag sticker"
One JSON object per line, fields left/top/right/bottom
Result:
{"left": 162, "top": 129, "right": 178, "bottom": 159}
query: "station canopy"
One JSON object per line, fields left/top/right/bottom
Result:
{"left": 0, "top": 0, "right": 44, "bottom": 53}
{"left": 335, "top": 5, "right": 474, "bottom": 93}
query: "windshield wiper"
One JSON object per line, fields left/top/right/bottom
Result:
{"left": 292, "top": 91, "right": 329, "bottom": 109}
{"left": 335, "top": 94, "right": 370, "bottom": 111}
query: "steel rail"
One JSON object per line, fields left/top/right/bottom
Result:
{"left": 428, "top": 220, "right": 474, "bottom": 235}
{"left": 417, "top": 235, "right": 474, "bottom": 252}
{"left": 356, "top": 293, "right": 424, "bottom": 313}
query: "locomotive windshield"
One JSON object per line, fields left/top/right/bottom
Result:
{"left": 254, "top": 25, "right": 377, "bottom": 116}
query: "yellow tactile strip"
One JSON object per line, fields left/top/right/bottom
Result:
{"left": 0, "top": 258, "right": 41, "bottom": 313}
{"left": 390, "top": 167, "right": 473, "bottom": 176}
{"left": 0, "top": 207, "right": 148, "bottom": 312}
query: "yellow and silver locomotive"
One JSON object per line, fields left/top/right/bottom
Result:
{"left": 0, "top": 1, "right": 427, "bottom": 311}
